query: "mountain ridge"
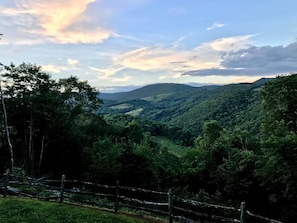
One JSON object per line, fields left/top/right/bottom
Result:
{"left": 100, "top": 83, "right": 199, "bottom": 102}
{"left": 99, "top": 78, "right": 274, "bottom": 102}
{"left": 99, "top": 77, "right": 274, "bottom": 135}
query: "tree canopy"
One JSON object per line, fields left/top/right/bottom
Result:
{"left": 0, "top": 63, "right": 102, "bottom": 176}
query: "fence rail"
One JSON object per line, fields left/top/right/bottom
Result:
{"left": 0, "top": 171, "right": 282, "bottom": 223}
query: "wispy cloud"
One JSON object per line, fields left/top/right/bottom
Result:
{"left": 41, "top": 58, "right": 80, "bottom": 73}
{"left": 41, "top": 64, "right": 67, "bottom": 74}
{"left": 172, "top": 36, "right": 185, "bottom": 48}
{"left": 84, "top": 36, "right": 252, "bottom": 87}
{"left": 204, "top": 35, "right": 253, "bottom": 51}
{"left": 207, "top": 22, "right": 226, "bottom": 31}
{"left": 90, "top": 65, "right": 131, "bottom": 83}
{"left": 95, "top": 35, "right": 253, "bottom": 79}
{"left": 112, "top": 75, "right": 132, "bottom": 82}
{"left": 89, "top": 66, "right": 125, "bottom": 80}
{"left": 92, "top": 34, "right": 295, "bottom": 83}
{"left": 0, "top": 0, "right": 115, "bottom": 44}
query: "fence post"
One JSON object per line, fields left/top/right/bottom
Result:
{"left": 168, "top": 189, "right": 173, "bottom": 223}
{"left": 115, "top": 180, "right": 119, "bottom": 213}
{"left": 3, "top": 169, "right": 10, "bottom": 197}
{"left": 59, "top": 174, "right": 65, "bottom": 203}
{"left": 240, "top": 202, "right": 246, "bottom": 223}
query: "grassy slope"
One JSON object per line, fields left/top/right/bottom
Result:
{"left": 154, "top": 136, "right": 191, "bottom": 157}
{"left": 0, "top": 197, "right": 163, "bottom": 223}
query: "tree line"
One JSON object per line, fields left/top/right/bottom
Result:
{"left": 0, "top": 62, "right": 297, "bottom": 222}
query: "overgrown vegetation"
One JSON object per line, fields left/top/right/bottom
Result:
{"left": 0, "top": 62, "right": 296, "bottom": 222}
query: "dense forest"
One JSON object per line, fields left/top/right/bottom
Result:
{"left": 0, "top": 62, "right": 297, "bottom": 222}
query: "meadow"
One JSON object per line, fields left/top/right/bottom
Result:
{"left": 0, "top": 197, "right": 162, "bottom": 223}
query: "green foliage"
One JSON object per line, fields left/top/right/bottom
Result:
{"left": 100, "top": 82, "right": 266, "bottom": 136}
{"left": 82, "top": 137, "right": 122, "bottom": 183}
{"left": 258, "top": 134, "right": 297, "bottom": 198}
{"left": 261, "top": 74, "right": 297, "bottom": 134}
{"left": 0, "top": 63, "right": 103, "bottom": 176}
{"left": 257, "top": 74, "right": 297, "bottom": 221}
{"left": 202, "top": 120, "right": 223, "bottom": 147}
{"left": 103, "top": 114, "right": 195, "bottom": 146}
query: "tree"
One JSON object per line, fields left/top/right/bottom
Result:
{"left": 258, "top": 133, "right": 297, "bottom": 221}
{"left": 261, "top": 73, "right": 297, "bottom": 134}
{"left": 1, "top": 62, "right": 102, "bottom": 176}
{"left": 0, "top": 62, "right": 14, "bottom": 172}
{"left": 259, "top": 73, "right": 297, "bottom": 221}
{"left": 202, "top": 120, "right": 223, "bottom": 147}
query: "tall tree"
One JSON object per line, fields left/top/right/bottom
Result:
{"left": 261, "top": 73, "right": 297, "bottom": 134}
{"left": 259, "top": 73, "right": 297, "bottom": 221}
{"left": 1, "top": 63, "right": 102, "bottom": 176}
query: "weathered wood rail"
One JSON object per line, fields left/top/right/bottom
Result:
{"left": 0, "top": 171, "right": 282, "bottom": 223}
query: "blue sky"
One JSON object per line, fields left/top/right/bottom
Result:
{"left": 1, "top": 0, "right": 297, "bottom": 92}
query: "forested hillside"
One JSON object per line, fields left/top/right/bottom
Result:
{"left": 1, "top": 62, "right": 297, "bottom": 222}
{"left": 100, "top": 79, "right": 272, "bottom": 135}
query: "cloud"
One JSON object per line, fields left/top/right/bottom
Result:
{"left": 172, "top": 36, "right": 185, "bottom": 48}
{"left": 84, "top": 35, "right": 254, "bottom": 86}
{"left": 114, "top": 47, "right": 191, "bottom": 71}
{"left": 108, "top": 35, "right": 252, "bottom": 74}
{"left": 207, "top": 22, "right": 226, "bottom": 31}
{"left": 67, "top": 59, "right": 79, "bottom": 66}
{"left": 221, "top": 42, "right": 297, "bottom": 70}
{"left": 0, "top": 0, "right": 115, "bottom": 44}
{"left": 89, "top": 66, "right": 125, "bottom": 80}
{"left": 182, "top": 68, "right": 250, "bottom": 77}
{"left": 94, "top": 35, "right": 296, "bottom": 81}
{"left": 182, "top": 40, "right": 297, "bottom": 77}
{"left": 89, "top": 35, "right": 252, "bottom": 82}
{"left": 41, "top": 59, "right": 80, "bottom": 73}
{"left": 90, "top": 65, "right": 132, "bottom": 83}
{"left": 203, "top": 35, "right": 253, "bottom": 51}
{"left": 41, "top": 64, "right": 67, "bottom": 73}
{"left": 158, "top": 75, "right": 167, "bottom": 80}
{"left": 112, "top": 75, "right": 132, "bottom": 82}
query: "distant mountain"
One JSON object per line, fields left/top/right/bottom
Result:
{"left": 99, "top": 78, "right": 274, "bottom": 135}
{"left": 251, "top": 77, "right": 274, "bottom": 89}
{"left": 100, "top": 83, "right": 199, "bottom": 102}
{"left": 100, "top": 92, "right": 125, "bottom": 101}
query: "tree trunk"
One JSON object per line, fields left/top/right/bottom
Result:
{"left": 0, "top": 81, "right": 14, "bottom": 172}
{"left": 38, "top": 131, "right": 48, "bottom": 175}
{"left": 29, "top": 113, "right": 35, "bottom": 176}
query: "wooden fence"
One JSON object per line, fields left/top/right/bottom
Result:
{"left": 0, "top": 170, "right": 282, "bottom": 223}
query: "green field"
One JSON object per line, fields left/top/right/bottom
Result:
{"left": 155, "top": 136, "right": 191, "bottom": 157}
{"left": 0, "top": 197, "right": 162, "bottom": 223}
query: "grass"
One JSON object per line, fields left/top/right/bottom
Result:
{"left": 110, "top": 103, "right": 132, "bottom": 110}
{"left": 125, "top": 108, "right": 143, "bottom": 116}
{"left": 0, "top": 197, "right": 162, "bottom": 223}
{"left": 155, "top": 136, "right": 191, "bottom": 157}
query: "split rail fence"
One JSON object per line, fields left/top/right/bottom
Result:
{"left": 0, "top": 170, "right": 282, "bottom": 223}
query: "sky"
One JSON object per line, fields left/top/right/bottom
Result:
{"left": 1, "top": 0, "right": 297, "bottom": 93}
